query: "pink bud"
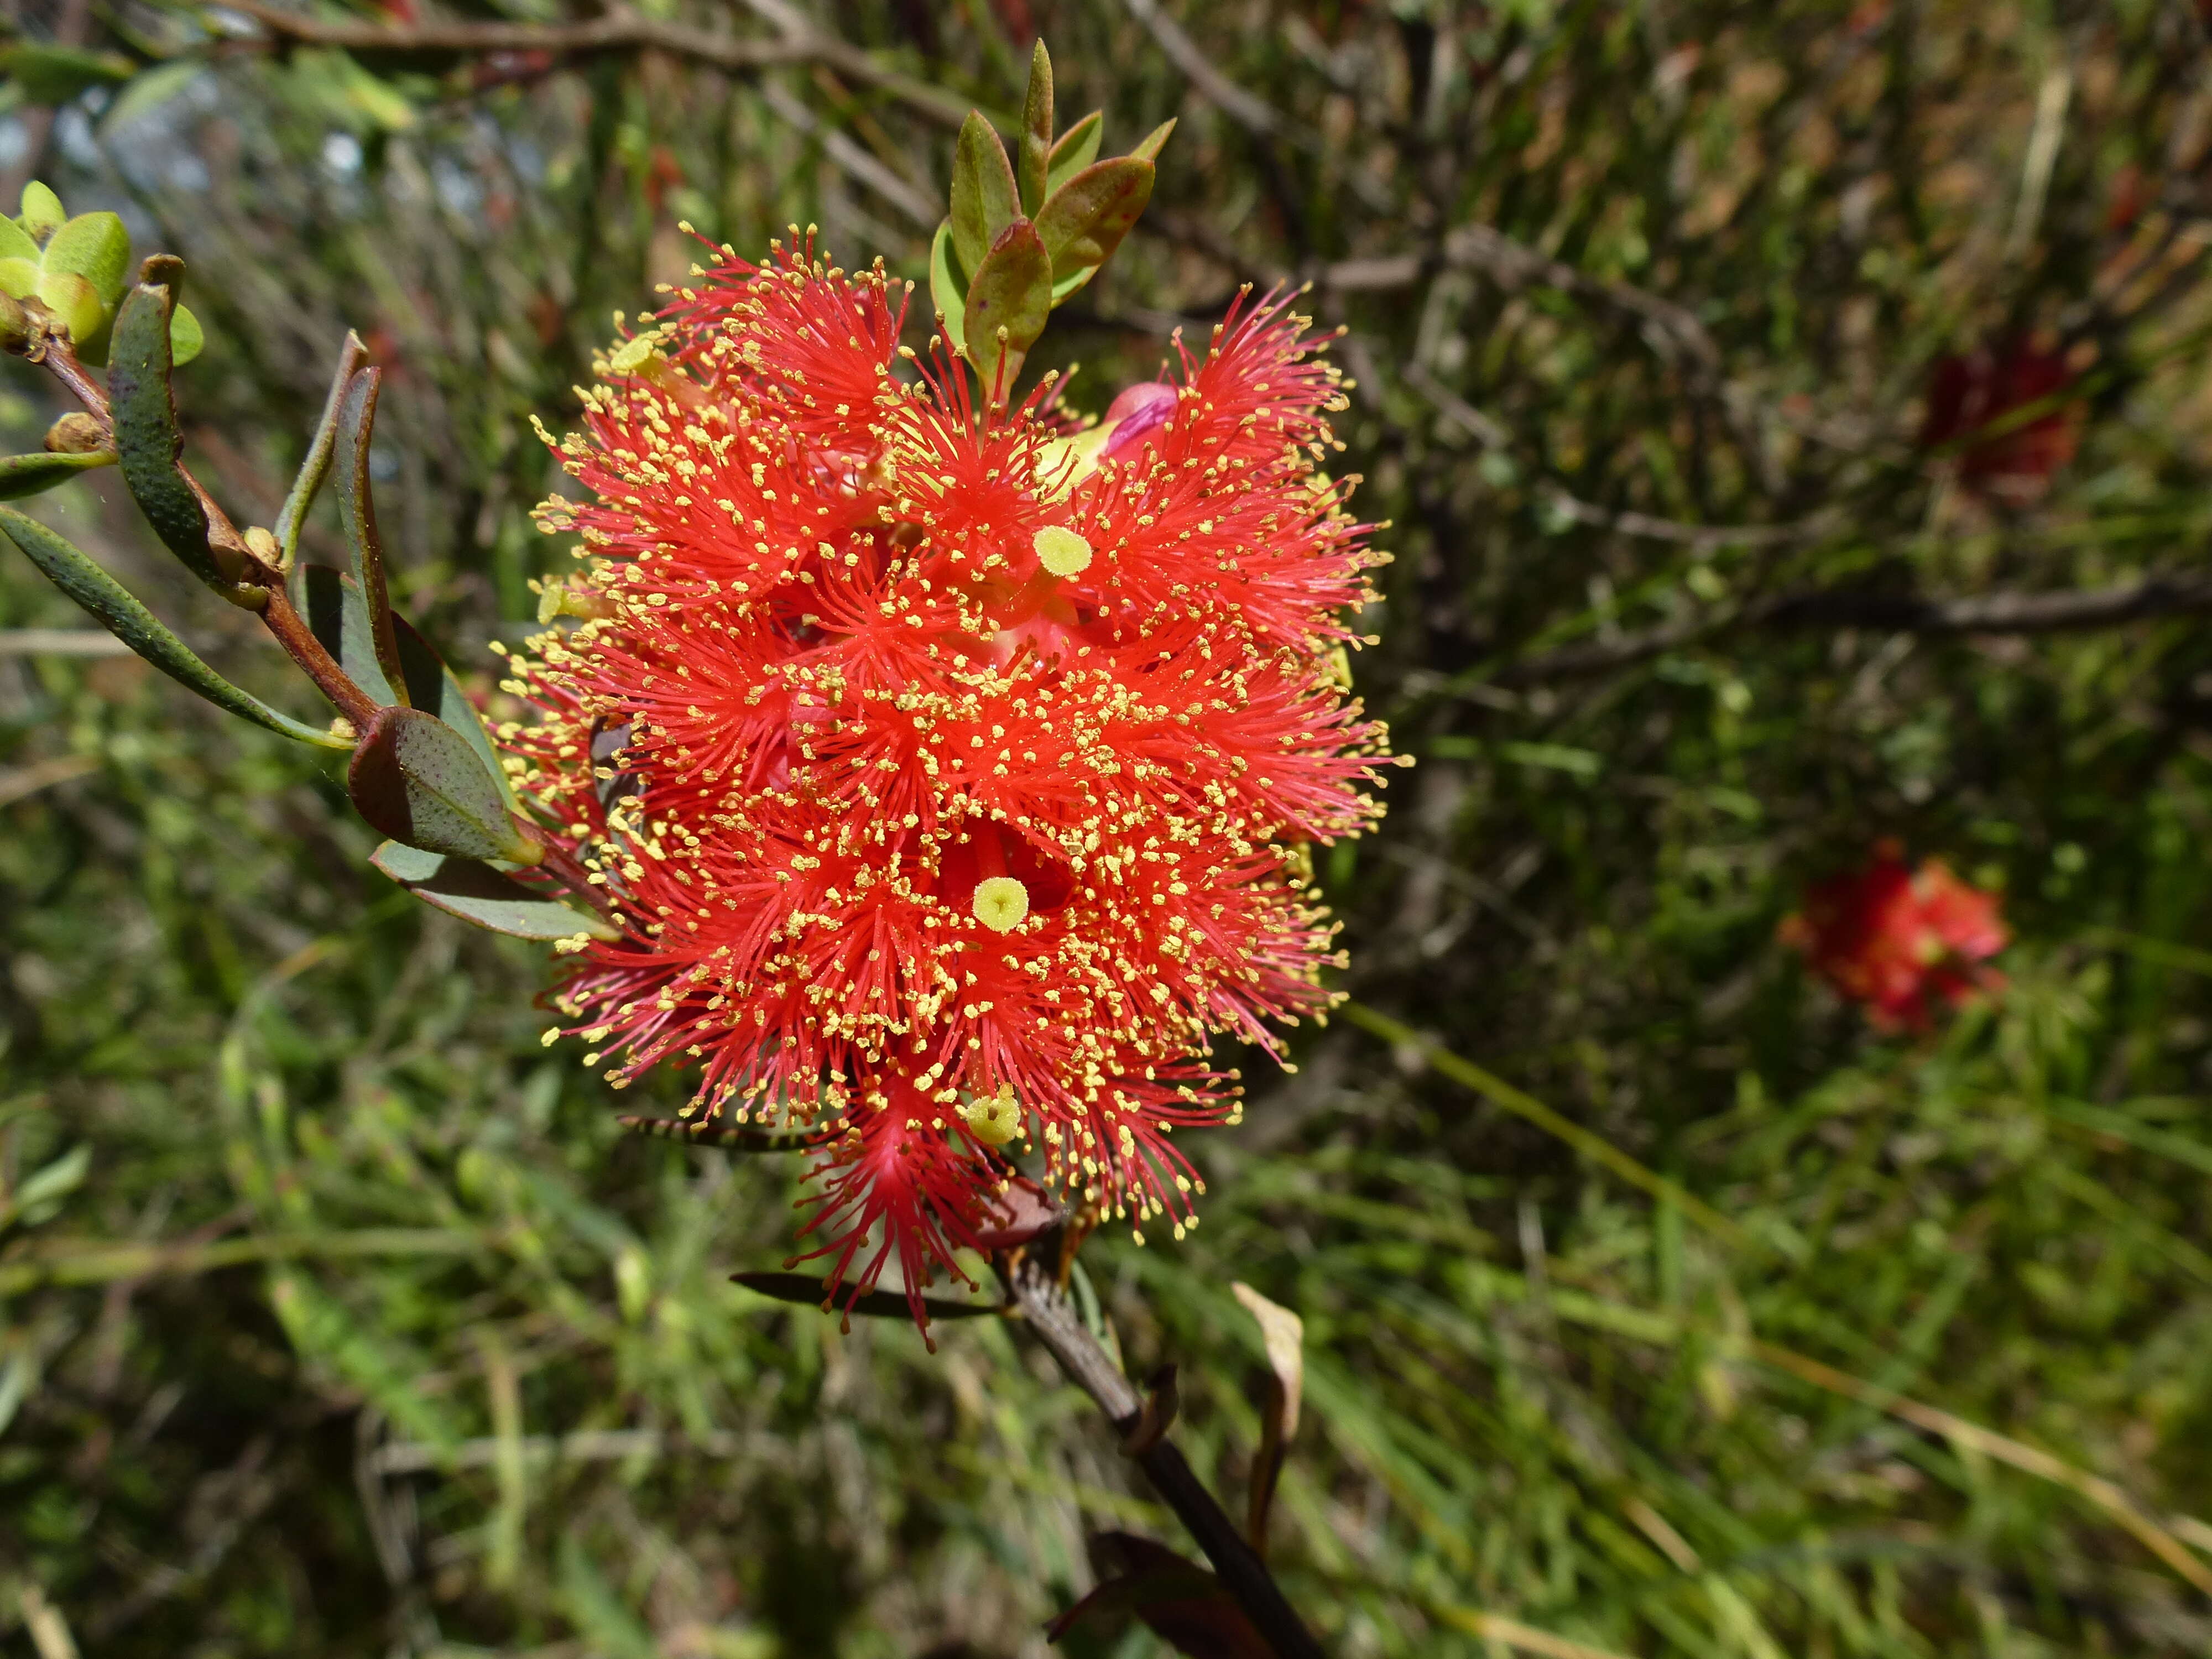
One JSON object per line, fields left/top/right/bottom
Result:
{"left": 1100, "top": 380, "right": 1178, "bottom": 458}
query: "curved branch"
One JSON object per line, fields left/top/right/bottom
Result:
{"left": 1490, "top": 573, "right": 2212, "bottom": 686}
{"left": 216, "top": 1, "right": 972, "bottom": 130}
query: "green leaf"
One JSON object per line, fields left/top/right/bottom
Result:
{"left": 962, "top": 218, "right": 1052, "bottom": 397}
{"left": 0, "top": 448, "right": 114, "bottom": 500}
{"left": 0, "top": 45, "right": 133, "bottom": 107}
{"left": 331, "top": 368, "right": 410, "bottom": 703}
{"left": 371, "top": 841, "right": 614, "bottom": 941}
{"left": 297, "top": 565, "right": 514, "bottom": 807}
{"left": 100, "top": 60, "right": 207, "bottom": 138}
{"left": 108, "top": 275, "right": 248, "bottom": 595}
{"left": 928, "top": 221, "right": 967, "bottom": 357}
{"left": 1018, "top": 40, "right": 1054, "bottom": 218}
{"left": 0, "top": 504, "right": 349, "bottom": 748}
{"left": 949, "top": 111, "right": 1019, "bottom": 283}
{"left": 34, "top": 267, "right": 101, "bottom": 344}
{"left": 1129, "top": 117, "right": 1176, "bottom": 164}
{"left": 0, "top": 215, "right": 39, "bottom": 264}
{"left": 275, "top": 332, "right": 368, "bottom": 566}
{"left": 17, "top": 180, "right": 64, "bottom": 244}
{"left": 0, "top": 256, "right": 37, "bottom": 299}
{"left": 1035, "top": 157, "right": 1155, "bottom": 303}
{"left": 168, "top": 302, "right": 202, "bottom": 367}
{"left": 730, "top": 1272, "right": 1001, "bottom": 1324}
{"left": 347, "top": 705, "right": 538, "bottom": 863}
{"left": 1047, "top": 110, "right": 1103, "bottom": 199}
{"left": 41, "top": 211, "right": 131, "bottom": 307}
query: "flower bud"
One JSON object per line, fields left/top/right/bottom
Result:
{"left": 43, "top": 412, "right": 105, "bottom": 454}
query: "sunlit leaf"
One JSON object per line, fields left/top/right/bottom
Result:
{"left": 0, "top": 448, "right": 113, "bottom": 500}
{"left": 347, "top": 705, "right": 538, "bottom": 863}
{"left": 962, "top": 218, "right": 1051, "bottom": 398}
{"left": 371, "top": 841, "right": 614, "bottom": 940}
{"left": 949, "top": 110, "right": 1019, "bottom": 282}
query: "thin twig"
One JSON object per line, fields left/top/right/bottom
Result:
{"left": 1488, "top": 571, "right": 2212, "bottom": 686}
{"left": 1000, "top": 1251, "right": 1328, "bottom": 1659}
{"left": 215, "top": 0, "right": 972, "bottom": 130}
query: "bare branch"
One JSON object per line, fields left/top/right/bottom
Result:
{"left": 1490, "top": 572, "right": 2212, "bottom": 686}
{"left": 215, "top": 1, "right": 973, "bottom": 130}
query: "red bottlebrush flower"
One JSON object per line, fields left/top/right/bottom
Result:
{"left": 498, "top": 237, "right": 1399, "bottom": 1334}
{"left": 1920, "top": 338, "right": 2083, "bottom": 501}
{"left": 1780, "top": 841, "right": 2007, "bottom": 1031}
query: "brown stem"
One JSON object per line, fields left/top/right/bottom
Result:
{"left": 1000, "top": 1253, "right": 1326, "bottom": 1659}
{"left": 215, "top": 0, "right": 971, "bottom": 131}
{"left": 259, "top": 581, "right": 380, "bottom": 728}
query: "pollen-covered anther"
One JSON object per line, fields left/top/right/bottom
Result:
{"left": 1034, "top": 525, "right": 1093, "bottom": 577}
{"left": 961, "top": 1084, "right": 1022, "bottom": 1147}
{"left": 972, "top": 875, "right": 1030, "bottom": 933}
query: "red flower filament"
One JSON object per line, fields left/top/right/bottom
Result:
{"left": 498, "top": 237, "right": 1400, "bottom": 1325}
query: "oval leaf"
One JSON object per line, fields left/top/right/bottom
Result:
{"left": 18, "top": 181, "right": 65, "bottom": 243}
{"left": 731, "top": 1271, "right": 1000, "bottom": 1323}
{"left": 0, "top": 216, "right": 40, "bottom": 264}
{"left": 108, "top": 278, "right": 243, "bottom": 595}
{"left": 1047, "top": 109, "right": 1103, "bottom": 199}
{"left": 371, "top": 840, "right": 613, "bottom": 940}
{"left": 169, "top": 302, "right": 203, "bottom": 367}
{"left": 41, "top": 211, "right": 131, "bottom": 307}
{"left": 950, "top": 111, "right": 1019, "bottom": 282}
{"left": 963, "top": 218, "right": 1052, "bottom": 399}
{"left": 299, "top": 565, "right": 514, "bottom": 807}
{"left": 0, "top": 449, "right": 114, "bottom": 501}
{"left": 34, "top": 267, "right": 102, "bottom": 345}
{"left": 928, "top": 220, "right": 968, "bottom": 357}
{"left": 1036, "top": 157, "right": 1155, "bottom": 289}
{"left": 348, "top": 704, "right": 536, "bottom": 863}
{"left": 0, "top": 504, "right": 348, "bottom": 748}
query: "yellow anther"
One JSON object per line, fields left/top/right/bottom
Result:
{"left": 1034, "top": 525, "right": 1093, "bottom": 577}
{"left": 972, "top": 875, "right": 1030, "bottom": 932}
{"left": 961, "top": 1084, "right": 1021, "bottom": 1147}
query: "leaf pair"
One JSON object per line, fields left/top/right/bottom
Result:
{"left": 931, "top": 43, "right": 1171, "bottom": 398}
{"left": 1, "top": 181, "right": 201, "bottom": 365}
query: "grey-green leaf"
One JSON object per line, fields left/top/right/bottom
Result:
{"left": 108, "top": 278, "right": 244, "bottom": 596}
{"left": 962, "top": 218, "right": 1052, "bottom": 398}
{"left": 928, "top": 221, "right": 968, "bottom": 358}
{"left": 296, "top": 565, "right": 515, "bottom": 809}
{"left": 1036, "top": 157, "right": 1155, "bottom": 293}
{"left": 371, "top": 841, "right": 614, "bottom": 941}
{"left": 1046, "top": 111, "right": 1103, "bottom": 199}
{"left": 950, "top": 111, "right": 1019, "bottom": 282}
{"left": 275, "top": 332, "right": 369, "bottom": 565}
{"left": 347, "top": 704, "right": 537, "bottom": 864}
{"left": 1018, "top": 40, "right": 1054, "bottom": 218}
{"left": 0, "top": 448, "right": 114, "bottom": 500}
{"left": 332, "top": 367, "right": 409, "bottom": 703}
{"left": 0, "top": 505, "right": 348, "bottom": 749}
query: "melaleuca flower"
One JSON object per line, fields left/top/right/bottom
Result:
{"left": 498, "top": 236, "right": 1399, "bottom": 1330}
{"left": 1921, "top": 337, "right": 2083, "bottom": 501}
{"left": 1780, "top": 841, "right": 2007, "bottom": 1031}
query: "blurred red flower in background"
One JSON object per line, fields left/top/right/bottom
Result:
{"left": 1920, "top": 338, "right": 2083, "bottom": 502}
{"left": 1780, "top": 841, "right": 2007, "bottom": 1030}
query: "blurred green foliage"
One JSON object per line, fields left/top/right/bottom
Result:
{"left": 6, "top": 1, "right": 2212, "bottom": 1655}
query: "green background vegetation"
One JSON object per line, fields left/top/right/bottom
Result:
{"left": 6, "top": 1, "right": 2212, "bottom": 1654}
